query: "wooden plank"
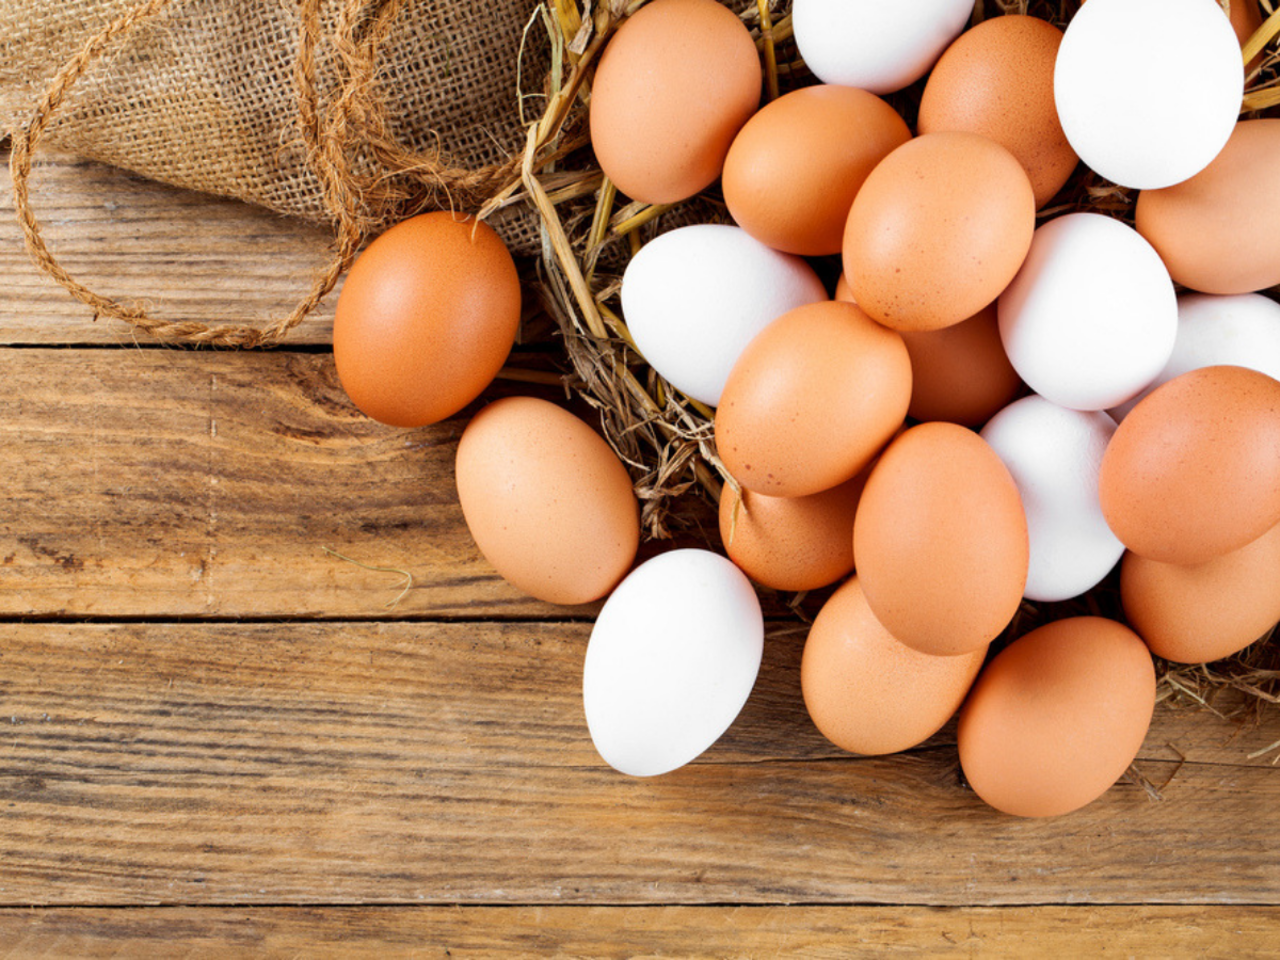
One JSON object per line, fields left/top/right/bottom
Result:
{"left": 1, "top": 152, "right": 340, "bottom": 345}
{"left": 0, "top": 622, "right": 1276, "bottom": 907}
{"left": 3, "top": 905, "right": 1279, "bottom": 958}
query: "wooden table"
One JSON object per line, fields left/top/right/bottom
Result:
{"left": 2, "top": 150, "right": 1278, "bottom": 957}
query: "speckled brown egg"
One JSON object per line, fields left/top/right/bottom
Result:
{"left": 1098, "top": 365, "right": 1280, "bottom": 565}
{"left": 722, "top": 85, "right": 911, "bottom": 256}
{"left": 1121, "top": 522, "right": 1280, "bottom": 664}
{"left": 715, "top": 300, "right": 912, "bottom": 498}
{"left": 719, "top": 472, "right": 865, "bottom": 593}
{"left": 333, "top": 213, "right": 521, "bottom": 428}
{"left": 1135, "top": 119, "right": 1280, "bottom": 295}
{"left": 843, "top": 132, "right": 1036, "bottom": 332}
{"left": 802, "top": 577, "right": 987, "bottom": 756}
{"left": 589, "top": 0, "right": 761, "bottom": 204}
{"left": 853, "top": 422, "right": 1029, "bottom": 657}
{"left": 455, "top": 397, "right": 640, "bottom": 605}
{"left": 918, "top": 14, "right": 1076, "bottom": 209}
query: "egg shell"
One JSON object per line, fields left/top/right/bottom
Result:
{"left": 588, "top": 0, "right": 761, "bottom": 205}
{"left": 998, "top": 212, "right": 1177, "bottom": 411}
{"left": 1098, "top": 365, "right": 1280, "bottom": 566}
{"left": 719, "top": 472, "right": 865, "bottom": 593}
{"left": 958, "top": 616, "right": 1156, "bottom": 818}
{"left": 583, "top": 549, "right": 764, "bottom": 777}
{"left": 1135, "top": 120, "right": 1280, "bottom": 295}
{"left": 802, "top": 577, "right": 987, "bottom": 757}
{"left": 843, "top": 132, "right": 1036, "bottom": 332}
{"left": 454, "top": 397, "right": 640, "bottom": 605}
{"left": 853, "top": 422, "right": 1029, "bottom": 657}
{"left": 1122, "top": 523, "right": 1280, "bottom": 665}
{"left": 715, "top": 300, "right": 912, "bottom": 498}
{"left": 981, "top": 396, "right": 1124, "bottom": 602}
{"left": 918, "top": 14, "right": 1076, "bottom": 209}
{"left": 333, "top": 213, "right": 521, "bottom": 428}
{"left": 1111, "top": 293, "right": 1280, "bottom": 421}
{"left": 1079, "top": 0, "right": 1264, "bottom": 67}
{"left": 722, "top": 85, "right": 910, "bottom": 256}
{"left": 620, "top": 224, "right": 827, "bottom": 407}
{"left": 1054, "top": 0, "right": 1243, "bottom": 190}
{"left": 791, "top": 0, "right": 975, "bottom": 94}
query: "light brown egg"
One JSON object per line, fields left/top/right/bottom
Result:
{"left": 1098, "top": 365, "right": 1280, "bottom": 565}
{"left": 958, "top": 616, "right": 1156, "bottom": 818}
{"left": 802, "top": 577, "right": 987, "bottom": 756}
{"left": 1121, "top": 522, "right": 1280, "bottom": 664}
{"left": 588, "top": 0, "right": 761, "bottom": 204}
{"left": 1135, "top": 119, "right": 1280, "bottom": 295}
{"left": 455, "top": 397, "right": 640, "bottom": 605}
{"left": 722, "top": 85, "right": 911, "bottom": 256}
{"left": 715, "top": 301, "right": 912, "bottom": 498}
{"left": 853, "top": 422, "right": 1029, "bottom": 657}
{"left": 719, "top": 472, "right": 865, "bottom": 593}
{"left": 918, "top": 14, "right": 1076, "bottom": 208}
{"left": 843, "top": 132, "right": 1036, "bottom": 332}
{"left": 333, "top": 213, "right": 521, "bottom": 428}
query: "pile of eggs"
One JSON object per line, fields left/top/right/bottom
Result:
{"left": 330, "top": 0, "right": 1280, "bottom": 818}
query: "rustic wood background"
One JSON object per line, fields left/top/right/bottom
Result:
{"left": 2, "top": 150, "right": 1278, "bottom": 957}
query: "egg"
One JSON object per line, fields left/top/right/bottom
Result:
{"left": 791, "top": 0, "right": 975, "bottom": 94}
{"left": 588, "top": 0, "right": 761, "bottom": 204}
{"left": 958, "top": 616, "right": 1156, "bottom": 818}
{"left": 1135, "top": 120, "right": 1280, "bottom": 295}
{"left": 620, "top": 224, "right": 827, "bottom": 407}
{"left": 719, "top": 472, "right": 865, "bottom": 593}
{"left": 1111, "top": 293, "right": 1280, "bottom": 421}
{"left": 715, "top": 300, "right": 912, "bottom": 498}
{"left": 722, "top": 85, "right": 911, "bottom": 256}
{"left": 980, "top": 396, "right": 1124, "bottom": 603}
{"left": 802, "top": 577, "right": 987, "bottom": 757}
{"left": 843, "top": 132, "right": 1036, "bottom": 332}
{"left": 853, "top": 423, "right": 1029, "bottom": 657}
{"left": 1122, "top": 523, "right": 1280, "bottom": 665}
{"left": 998, "top": 212, "right": 1177, "bottom": 411}
{"left": 333, "top": 212, "right": 521, "bottom": 428}
{"left": 1054, "top": 0, "right": 1243, "bottom": 190}
{"left": 454, "top": 397, "right": 640, "bottom": 605}
{"left": 583, "top": 549, "right": 764, "bottom": 777}
{"left": 918, "top": 14, "right": 1076, "bottom": 209}
{"left": 1099, "top": 365, "right": 1280, "bottom": 566}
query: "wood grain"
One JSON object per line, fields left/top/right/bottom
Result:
{"left": 0, "top": 621, "right": 1276, "bottom": 907}
{"left": 3, "top": 905, "right": 1279, "bottom": 958}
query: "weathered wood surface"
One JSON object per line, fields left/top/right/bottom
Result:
{"left": 0, "top": 621, "right": 1276, "bottom": 907}
{"left": 3, "top": 905, "right": 1278, "bottom": 958}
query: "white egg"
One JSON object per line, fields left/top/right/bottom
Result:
{"left": 1111, "top": 293, "right": 1280, "bottom": 421}
{"left": 1054, "top": 0, "right": 1243, "bottom": 190}
{"left": 981, "top": 396, "right": 1124, "bottom": 603}
{"left": 792, "top": 0, "right": 974, "bottom": 94}
{"left": 620, "top": 224, "right": 826, "bottom": 407}
{"left": 582, "top": 549, "right": 763, "bottom": 777}
{"left": 998, "top": 213, "right": 1177, "bottom": 411}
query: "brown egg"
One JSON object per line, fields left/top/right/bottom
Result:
{"left": 722, "top": 85, "right": 911, "bottom": 256}
{"left": 1122, "top": 522, "right": 1280, "bottom": 664}
{"left": 715, "top": 301, "right": 912, "bottom": 498}
{"left": 333, "top": 213, "right": 521, "bottom": 428}
{"left": 958, "top": 616, "right": 1156, "bottom": 818}
{"left": 588, "top": 0, "right": 761, "bottom": 204}
{"left": 719, "top": 472, "right": 865, "bottom": 593}
{"left": 1135, "top": 119, "right": 1280, "bottom": 295}
{"left": 918, "top": 15, "right": 1076, "bottom": 209}
{"left": 455, "top": 397, "right": 640, "bottom": 605}
{"left": 843, "top": 132, "right": 1036, "bottom": 332}
{"left": 853, "top": 422, "right": 1029, "bottom": 656}
{"left": 1098, "top": 365, "right": 1280, "bottom": 565}
{"left": 802, "top": 577, "right": 987, "bottom": 756}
